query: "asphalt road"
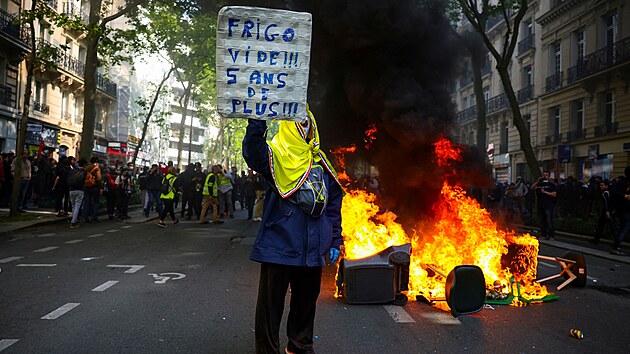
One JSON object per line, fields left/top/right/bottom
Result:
{"left": 1, "top": 210, "right": 629, "bottom": 353}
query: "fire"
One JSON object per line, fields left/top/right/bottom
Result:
{"left": 364, "top": 123, "right": 377, "bottom": 150}
{"left": 338, "top": 136, "right": 548, "bottom": 309}
{"left": 331, "top": 145, "right": 356, "bottom": 185}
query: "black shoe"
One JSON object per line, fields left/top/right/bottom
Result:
{"left": 173, "top": 219, "right": 179, "bottom": 225}
{"left": 157, "top": 222, "right": 167, "bottom": 228}
{"left": 213, "top": 220, "right": 224, "bottom": 224}
{"left": 610, "top": 248, "right": 627, "bottom": 256}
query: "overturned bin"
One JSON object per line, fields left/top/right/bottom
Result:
{"left": 337, "top": 244, "right": 411, "bottom": 305}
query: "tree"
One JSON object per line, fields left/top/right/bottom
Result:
{"left": 10, "top": 0, "right": 81, "bottom": 216}
{"left": 456, "top": 0, "right": 541, "bottom": 179}
{"left": 78, "top": 0, "right": 147, "bottom": 160}
{"left": 130, "top": 67, "right": 175, "bottom": 167}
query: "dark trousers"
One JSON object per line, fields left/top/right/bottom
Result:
{"left": 55, "top": 187, "right": 69, "bottom": 213}
{"left": 537, "top": 207, "right": 555, "bottom": 238}
{"left": 83, "top": 186, "right": 100, "bottom": 221}
{"left": 180, "top": 192, "right": 198, "bottom": 218}
{"left": 596, "top": 212, "right": 617, "bottom": 242}
{"left": 160, "top": 199, "right": 176, "bottom": 221}
{"left": 255, "top": 263, "right": 322, "bottom": 354}
{"left": 615, "top": 210, "right": 630, "bottom": 249}
{"left": 106, "top": 190, "right": 117, "bottom": 217}
{"left": 246, "top": 195, "right": 256, "bottom": 219}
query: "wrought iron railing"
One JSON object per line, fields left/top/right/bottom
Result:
{"left": 594, "top": 122, "right": 619, "bottom": 136}
{"left": 517, "top": 85, "right": 534, "bottom": 103}
{"left": 545, "top": 72, "right": 563, "bottom": 93}
{"left": 58, "top": 52, "right": 85, "bottom": 77}
{"left": 0, "top": 85, "right": 14, "bottom": 107}
{"left": 567, "top": 37, "right": 630, "bottom": 84}
{"left": 34, "top": 101, "right": 50, "bottom": 114}
{"left": 486, "top": 93, "right": 508, "bottom": 114}
{"left": 518, "top": 35, "right": 534, "bottom": 55}
{"left": 0, "top": 8, "right": 30, "bottom": 47}
{"left": 97, "top": 73, "right": 117, "bottom": 97}
{"left": 456, "top": 106, "right": 477, "bottom": 124}
{"left": 566, "top": 128, "right": 586, "bottom": 141}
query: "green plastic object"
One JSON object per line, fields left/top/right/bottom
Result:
{"left": 485, "top": 277, "right": 559, "bottom": 305}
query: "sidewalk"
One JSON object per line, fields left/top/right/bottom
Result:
{"left": 2, "top": 205, "right": 630, "bottom": 265}
{"left": 0, "top": 204, "right": 158, "bottom": 236}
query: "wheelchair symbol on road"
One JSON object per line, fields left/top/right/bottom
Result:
{"left": 148, "top": 272, "right": 186, "bottom": 284}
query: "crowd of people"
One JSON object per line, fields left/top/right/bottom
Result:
{"left": 0, "top": 150, "right": 267, "bottom": 229}
{"left": 487, "top": 170, "right": 630, "bottom": 255}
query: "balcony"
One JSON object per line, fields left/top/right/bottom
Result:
{"left": 58, "top": 52, "right": 85, "bottom": 77}
{"left": 565, "top": 128, "right": 586, "bottom": 141}
{"left": 594, "top": 122, "right": 619, "bottom": 137}
{"left": 0, "top": 85, "right": 14, "bottom": 107}
{"left": 567, "top": 37, "right": 630, "bottom": 85}
{"left": 34, "top": 101, "right": 50, "bottom": 114}
{"left": 0, "top": 8, "right": 31, "bottom": 49}
{"left": 518, "top": 35, "right": 534, "bottom": 55}
{"left": 485, "top": 93, "right": 508, "bottom": 114}
{"left": 545, "top": 134, "right": 560, "bottom": 145}
{"left": 517, "top": 85, "right": 534, "bottom": 103}
{"left": 97, "top": 74, "right": 117, "bottom": 97}
{"left": 456, "top": 106, "right": 477, "bottom": 125}
{"left": 545, "top": 72, "right": 563, "bottom": 93}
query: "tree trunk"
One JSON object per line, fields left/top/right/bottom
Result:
{"left": 496, "top": 66, "right": 541, "bottom": 180}
{"left": 10, "top": 0, "right": 38, "bottom": 217}
{"left": 78, "top": 0, "right": 103, "bottom": 160}
{"left": 176, "top": 84, "right": 192, "bottom": 170}
{"left": 131, "top": 68, "right": 173, "bottom": 167}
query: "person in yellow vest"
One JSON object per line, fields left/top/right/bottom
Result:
{"left": 157, "top": 166, "right": 180, "bottom": 228}
{"left": 217, "top": 164, "right": 235, "bottom": 219}
{"left": 200, "top": 165, "right": 224, "bottom": 225}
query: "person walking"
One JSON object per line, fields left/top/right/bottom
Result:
{"left": 11, "top": 150, "right": 31, "bottom": 213}
{"left": 200, "top": 165, "right": 223, "bottom": 225}
{"left": 67, "top": 159, "right": 88, "bottom": 228}
{"left": 611, "top": 166, "right": 630, "bottom": 255}
{"left": 217, "top": 165, "right": 234, "bottom": 219}
{"left": 52, "top": 157, "right": 71, "bottom": 217}
{"left": 244, "top": 169, "right": 257, "bottom": 220}
{"left": 115, "top": 168, "right": 135, "bottom": 220}
{"left": 104, "top": 167, "right": 118, "bottom": 220}
{"left": 242, "top": 107, "right": 344, "bottom": 354}
{"left": 593, "top": 180, "right": 616, "bottom": 245}
{"left": 83, "top": 157, "right": 102, "bottom": 223}
{"left": 157, "top": 166, "right": 179, "bottom": 228}
{"left": 531, "top": 171, "right": 557, "bottom": 240}
{"left": 145, "top": 164, "right": 164, "bottom": 217}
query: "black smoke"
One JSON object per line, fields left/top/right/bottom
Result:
{"left": 214, "top": 0, "right": 491, "bottom": 225}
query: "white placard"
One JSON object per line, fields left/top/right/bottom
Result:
{"left": 216, "top": 6, "right": 312, "bottom": 121}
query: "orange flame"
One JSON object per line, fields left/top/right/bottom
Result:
{"left": 338, "top": 136, "right": 548, "bottom": 309}
{"left": 364, "top": 123, "right": 377, "bottom": 150}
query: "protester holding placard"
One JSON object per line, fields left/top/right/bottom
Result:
{"left": 242, "top": 107, "right": 344, "bottom": 354}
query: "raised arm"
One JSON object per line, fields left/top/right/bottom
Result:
{"left": 242, "top": 119, "right": 272, "bottom": 180}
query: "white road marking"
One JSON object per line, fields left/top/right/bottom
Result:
{"left": 106, "top": 229, "right": 118, "bottom": 233}
{"left": 41, "top": 303, "right": 80, "bottom": 320}
{"left": 65, "top": 239, "right": 84, "bottom": 244}
{"left": 587, "top": 276, "right": 597, "bottom": 280}
{"left": 383, "top": 305, "right": 415, "bottom": 323}
{"left": 91, "top": 280, "right": 119, "bottom": 292}
{"left": 0, "top": 257, "right": 23, "bottom": 264}
{"left": 36, "top": 233, "right": 56, "bottom": 237}
{"left": 121, "top": 226, "right": 132, "bottom": 229}
{"left": 419, "top": 312, "right": 461, "bottom": 325}
{"left": 107, "top": 265, "right": 145, "bottom": 274}
{"left": 17, "top": 264, "right": 57, "bottom": 267}
{"left": 0, "top": 339, "right": 19, "bottom": 351}
{"left": 538, "top": 261, "right": 556, "bottom": 268}
{"left": 88, "top": 233, "right": 104, "bottom": 238}
{"left": 33, "top": 247, "right": 59, "bottom": 253}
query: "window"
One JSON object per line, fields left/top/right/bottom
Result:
{"left": 61, "top": 91, "right": 70, "bottom": 119}
{"left": 74, "top": 96, "right": 82, "bottom": 124}
{"left": 572, "top": 30, "right": 585, "bottom": 64}
{"left": 604, "top": 12, "right": 618, "bottom": 47}
{"left": 483, "top": 86, "right": 490, "bottom": 102}
{"left": 524, "top": 114, "right": 531, "bottom": 133}
{"left": 469, "top": 94, "right": 475, "bottom": 108}
{"left": 552, "top": 41, "right": 562, "bottom": 75}
{"left": 523, "top": 65, "right": 532, "bottom": 87}
{"left": 95, "top": 104, "right": 103, "bottom": 131}
{"left": 549, "top": 106, "right": 561, "bottom": 136}
{"left": 570, "top": 99, "right": 584, "bottom": 133}
{"left": 500, "top": 121, "right": 508, "bottom": 152}
{"left": 0, "top": 56, "right": 5, "bottom": 85}
{"left": 598, "top": 90, "right": 615, "bottom": 125}
{"left": 34, "top": 81, "right": 47, "bottom": 104}
{"left": 524, "top": 19, "right": 533, "bottom": 37}
{"left": 462, "top": 96, "right": 468, "bottom": 110}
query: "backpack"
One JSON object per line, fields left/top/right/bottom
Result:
{"left": 288, "top": 164, "right": 328, "bottom": 217}
{"left": 68, "top": 169, "right": 86, "bottom": 188}
{"left": 85, "top": 166, "right": 96, "bottom": 188}
{"left": 161, "top": 176, "right": 173, "bottom": 195}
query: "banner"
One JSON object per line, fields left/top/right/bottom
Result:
{"left": 216, "top": 6, "right": 312, "bottom": 121}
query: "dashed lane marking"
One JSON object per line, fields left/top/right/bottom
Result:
{"left": 91, "top": 280, "right": 119, "bottom": 292}
{"left": 0, "top": 257, "right": 24, "bottom": 264}
{"left": 41, "top": 303, "right": 80, "bottom": 320}
{"left": 107, "top": 265, "right": 145, "bottom": 274}
{"left": 106, "top": 229, "right": 118, "bottom": 233}
{"left": 0, "top": 339, "right": 19, "bottom": 351}
{"left": 88, "top": 233, "right": 104, "bottom": 238}
{"left": 16, "top": 264, "right": 57, "bottom": 267}
{"left": 65, "top": 239, "right": 84, "bottom": 244}
{"left": 419, "top": 312, "right": 462, "bottom": 325}
{"left": 36, "top": 233, "right": 56, "bottom": 238}
{"left": 383, "top": 305, "right": 415, "bottom": 323}
{"left": 33, "top": 247, "right": 59, "bottom": 253}
{"left": 120, "top": 226, "right": 132, "bottom": 229}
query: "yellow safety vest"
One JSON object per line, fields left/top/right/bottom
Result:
{"left": 203, "top": 173, "right": 218, "bottom": 197}
{"left": 160, "top": 174, "right": 177, "bottom": 200}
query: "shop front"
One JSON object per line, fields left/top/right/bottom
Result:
{"left": 25, "top": 122, "right": 59, "bottom": 156}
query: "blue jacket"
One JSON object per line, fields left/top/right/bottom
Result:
{"left": 242, "top": 119, "right": 344, "bottom": 267}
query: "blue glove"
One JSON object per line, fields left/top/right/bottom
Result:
{"left": 329, "top": 248, "right": 340, "bottom": 265}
